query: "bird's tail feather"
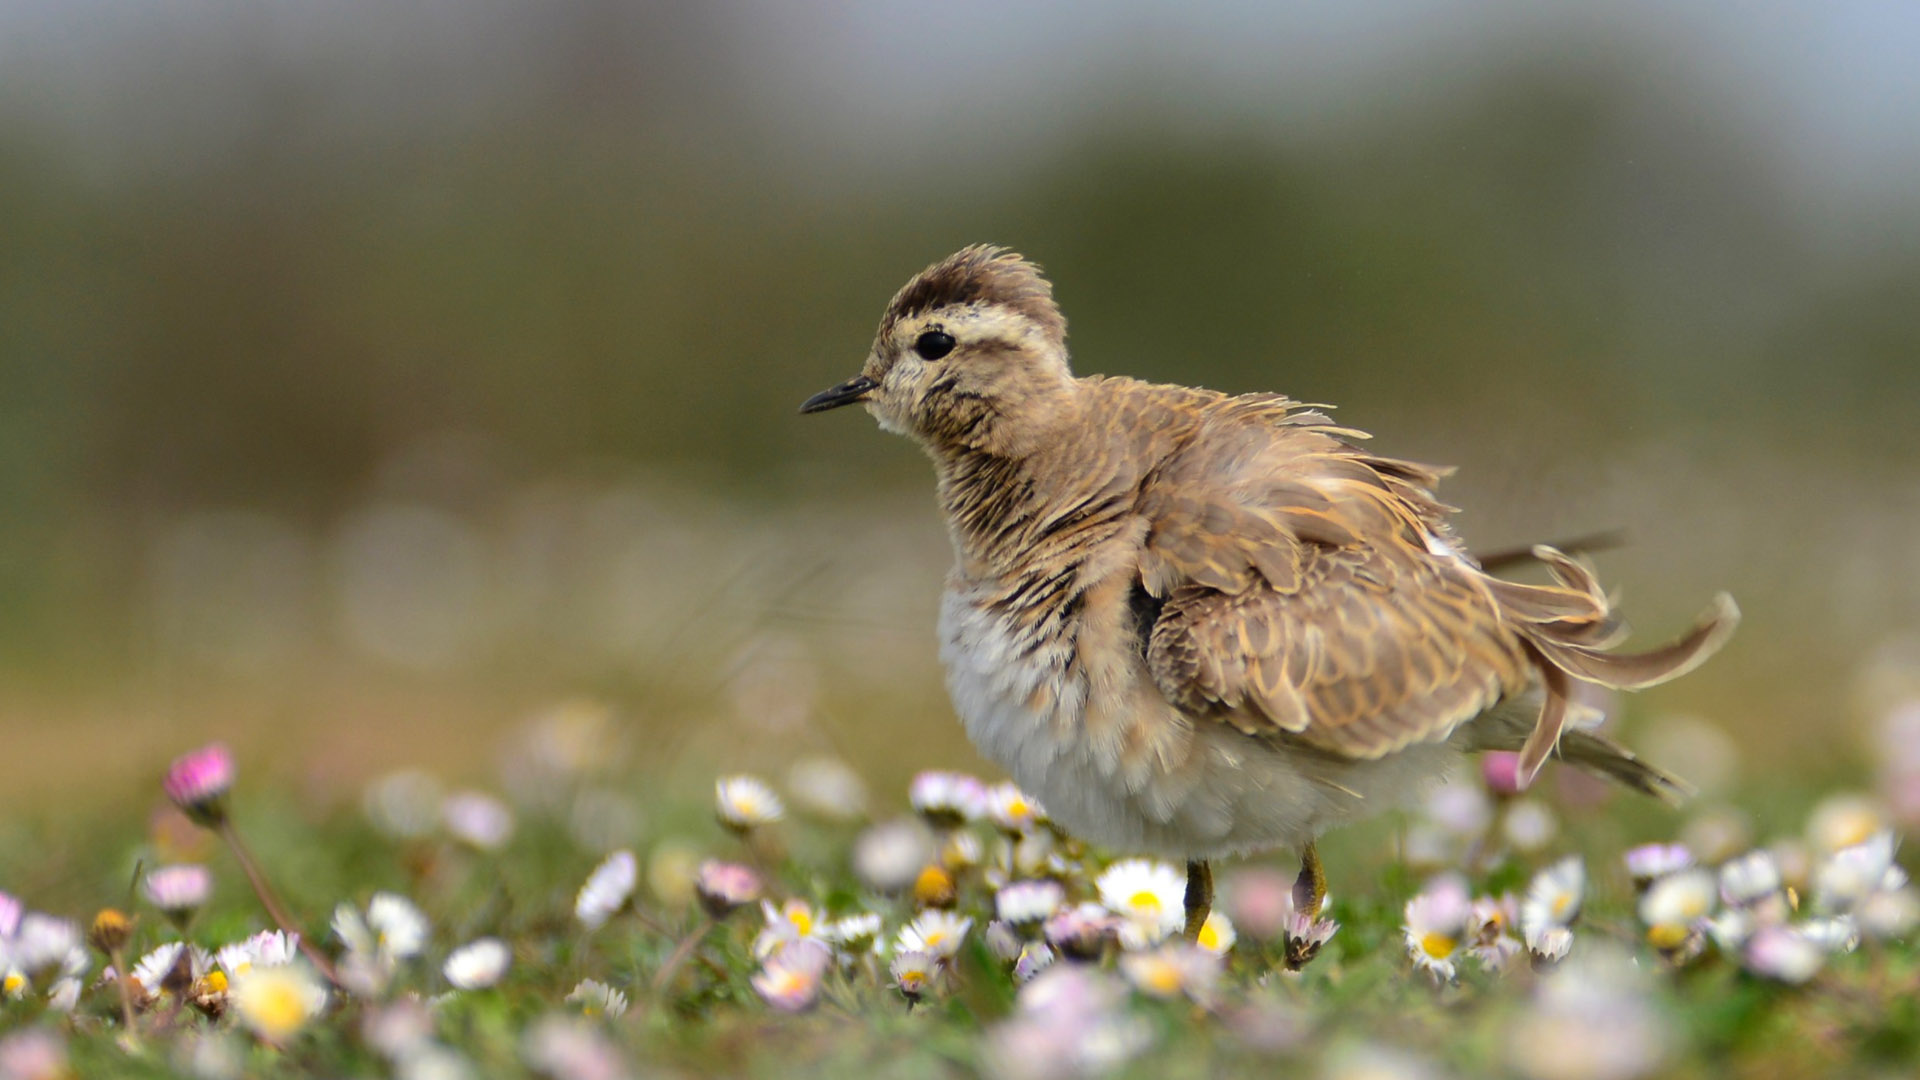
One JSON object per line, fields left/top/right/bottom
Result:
{"left": 1473, "top": 545, "right": 1739, "bottom": 788}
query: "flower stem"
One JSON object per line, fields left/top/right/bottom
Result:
{"left": 215, "top": 819, "right": 340, "bottom": 986}
{"left": 651, "top": 913, "right": 715, "bottom": 996}
{"left": 107, "top": 946, "right": 139, "bottom": 1041}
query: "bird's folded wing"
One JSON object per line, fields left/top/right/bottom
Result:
{"left": 1143, "top": 514, "right": 1536, "bottom": 760}
{"left": 1133, "top": 412, "right": 1737, "bottom": 769}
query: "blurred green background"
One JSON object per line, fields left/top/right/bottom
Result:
{"left": 2, "top": 1, "right": 1917, "bottom": 813}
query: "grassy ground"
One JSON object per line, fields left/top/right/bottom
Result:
{"left": 1, "top": 719, "right": 1915, "bottom": 1080}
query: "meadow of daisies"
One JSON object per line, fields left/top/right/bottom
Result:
{"left": 4, "top": 703, "right": 1920, "bottom": 1080}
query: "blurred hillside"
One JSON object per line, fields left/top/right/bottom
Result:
{"left": 0, "top": 1, "right": 1917, "bottom": 810}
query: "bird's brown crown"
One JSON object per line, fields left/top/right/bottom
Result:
{"left": 879, "top": 245, "right": 1066, "bottom": 348}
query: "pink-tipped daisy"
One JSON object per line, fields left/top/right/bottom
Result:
{"left": 694, "top": 860, "right": 763, "bottom": 919}
{"left": 441, "top": 791, "right": 515, "bottom": 851}
{"left": 143, "top": 864, "right": 214, "bottom": 926}
{"left": 163, "top": 743, "right": 236, "bottom": 826}
{"left": 1403, "top": 875, "right": 1473, "bottom": 983}
{"left": 908, "top": 771, "right": 988, "bottom": 827}
{"left": 1119, "top": 944, "right": 1222, "bottom": 1001}
{"left": 1043, "top": 902, "right": 1121, "bottom": 961}
{"left": 1624, "top": 843, "right": 1695, "bottom": 889}
{"left": 752, "top": 940, "right": 832, "bottom": 1013}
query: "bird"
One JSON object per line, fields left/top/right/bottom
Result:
{"left": 800, "top": 244, "right": 1738, "bottom": 957}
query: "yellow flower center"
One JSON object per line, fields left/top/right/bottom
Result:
{"left": 200, "top": 971, "right": 230, "bottom": 995}
{"left": 1198, "top": 922, "right": 1221, "bottom": 951}
{"left": 789, "top": 907, "right": 814, "bottom": 937}
{"left": 1143, "top": 963, "right": 1183, "bottom": 995}
{"left": 1647, "top": 923, "right": 1690, "bottom": 951}
{"left": 923, "top": 930, "right": 948, "bottom": 949}
{"left": 238, "top": 977, "right": 312, "bottom": 1042}
{"left": 1551, "top": 893, "right": 1572, "bottom": 918}
{"left": 1420, "top": 932, "right": 1458, "bottom": 960}
{"left": 2, "top": 972, "right": 24, "bottom": 997}
{"left": 1129, "top": 891, "right": 1162, "bottom": 915}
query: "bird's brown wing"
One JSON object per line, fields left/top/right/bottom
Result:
{"left": 1139, "top": 453, "right": 1537, "bottom": 759}
{"left": 1135, "top": 402, "right": 1738, "bottom": 775}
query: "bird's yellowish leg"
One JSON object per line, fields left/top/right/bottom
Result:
{"left": 1293, "top": 842, "right": 1327, "bottom": 919}
{"left": 1183, "top": 859, "right": 1213, "bottom": 941}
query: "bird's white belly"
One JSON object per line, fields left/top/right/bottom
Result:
{"left": 938, "top": 586, "right": 1456, "bottom": 859}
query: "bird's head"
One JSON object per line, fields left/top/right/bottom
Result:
{"left": 800, "top": 245, "right": 1075, "bottom": 457}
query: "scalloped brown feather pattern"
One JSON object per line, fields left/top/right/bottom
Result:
{"left": 1127, "top": 388, "right": 1740, "bottom": 775}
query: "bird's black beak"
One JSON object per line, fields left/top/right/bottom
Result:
{"left": 799, "top": 374, "right": 877, "bottom": 414}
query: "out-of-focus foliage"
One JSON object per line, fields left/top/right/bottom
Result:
{"left": 0, "top": 2, "right": 1917, "bottom": 805}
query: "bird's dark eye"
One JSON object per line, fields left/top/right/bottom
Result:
{"left": 913, "top": 330, "right": 956, "bottom": 361}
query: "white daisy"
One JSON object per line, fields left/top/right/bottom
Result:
{"left": 1815, "top": 831, "right": 1904, "bottom": 912}
{"left": 1095, "top": 859, "right": 1187, "bottom": 950}
{"left": 1798, "top": 916, "right": 1860, "bottom": 954}
{"left": 995, "top": 880, "right": 1066, "bottom": 925}
{"left": 565, "top": 978, "right": 629, "bottom": 1018}
{"left": 983, "top": 782, "right": 1046, "bottom": 834}
{"left": 753, "top": 898, "right": 824, "bottom": 959}
{"left": 1705, "top": 908, "right": 1755, "bottom": 951}
{"left": 1519, "top": 856, "right": 1586, "bottom": 943}
{"left": 785, "top": 756, "right": 868, "bottom": 822}
{"left": 941, "top": 830, "right": 984, "bottom": 870}
{"left": 216, "top": 930, "right": 300, "bottom": 979}
{"left": 441, "top": 791, "right": 515, "bottom": 851}
{"left": 1502, "top": 800, "right": 1558, "bottom": 852}
{"left": 1013, "top": 941, "right": 1056, "bottom": 983}
{"left": 1858, "top": 887, "right": 1920, "bottom": 940}
{"left": 130, "top": 942, "right": 212, "bottom": 1001}
{"left": 1806, "top": 793, "right": 1885, "bottom": 854}
{"left": 897, "top": 910, "right": 973, "bottom": 960}
{"left": 1403, "top": 875, "right": 1472, "bottom": 982}
{"left": 715, "top": 776, "right": 785, "bottom": 831}
{"left": 574, "top": 850, "right": 638, "bottom": 929}
{"left": 335, "top": 893, "right": 430, "bottom": 961}
{"left": 1718, "top": 850, "right": 1782, "bottom": 908}
{"left": 10, "top": 914, "right": 79, "bottom": 975}
{"left": 1196, "top": 911, "right": 1237, "bottom": 956}
{"left": 908, "top": 771, "right": 988, "bottom": 825}
{"left": 851, "top": 819, "right": 937, "bottom": 893}
{"left": 1526, "top": 925, "right": 1573, "bottom": 964}
{"left": 231, "top": 963, "right": 327, "bottom": 1043}
{"left": 821, "top": 912, "right": 883, "bottom": 954}
{"left": 891, "top": 949, "right": 936, "bottom": 999}
{"left": 1118, "top": 944, "right": 1221, "bottom": 1000}
{"left": 1639, "top": 869, "right": 1716, "bottom": 950}
{"left": 985, "top": 920, "right": 1024, "bottom": 963}
{"left": 443, "top": 938, "right": 511, "bottom": 990}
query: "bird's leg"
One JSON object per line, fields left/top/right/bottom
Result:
{"left": 1182, "top": 859, "right": 1213, "bottom": 941}
{"left": 1283, "top": 842, "right": 1333, "bottom": 970}
{"left": 1292, "top": 842, "right": 1327, "bottom": 919}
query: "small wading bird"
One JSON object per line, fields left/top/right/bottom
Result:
{"left": 802, "top": 245, "right": 1737, "bottom": 955}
